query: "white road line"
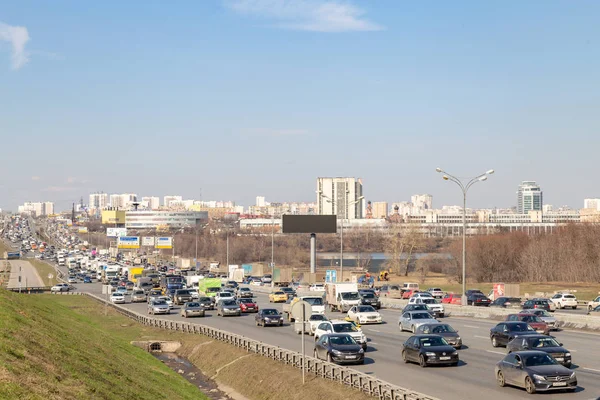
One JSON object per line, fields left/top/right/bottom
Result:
{"left": 369, "top": 342, "right": 378, "bottom": 345}
{"left": 486, "top": 350, "right": 506, "bottom": 355}
{"left": 474, "top": 335, "right": 489, "bottom": 339}
{"left": 369, "top": 329, "right": 381, "bottom": 332}
{"left": 583, "top": 367, "right": 600, "bottom": 373}
{"left": 463, "top": 325, "right": 480, "bottom": 329}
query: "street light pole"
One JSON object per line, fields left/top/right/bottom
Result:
{"left": 436, "top": 167, "right": 494, "bottom": 306}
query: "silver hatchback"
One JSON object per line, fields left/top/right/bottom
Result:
{"left": 399, "top": 311, "right": 439, "bottom": 333}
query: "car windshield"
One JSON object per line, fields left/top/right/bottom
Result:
{"left": 409, "top": 305, "right": 428, "bottom": 311}
{"left": 207, "top": 287, "right": 220, "bottom": 293}
{"left": 304, "top": 298, "right": 323, "bottom": 306}
{"left": 281, "top": 288, "right": 293, "bottom": 292}
{"left": 310, "top": 315, "right": 327, "bottom": 321}
{"left": 240, "top": 288, "right": 249, "bottom": 291}
{"left": 510, "top": 323, "right": 535, "bottom": 332}
{"left": 530, "top": 337, "right": 561, "bottom": 348}
{"left": 431, "top": 325, "right": 456, "bottom": 334}
{"left": 239, "top": 299, "right": 254, "bottom": 304}
{"left": 220, "top": 292, "right": 233, "bottom": 297}
{"left": 333, "top": 323, "right": 358, "bottom": 333}
{"left": 412, "top": 313, "right": 432, "bottom": 319}
{"left": 274, "top": 292, "right": 284, "bottom": 295}
{"left": 177, "top": 290, "right": 190, "bottom": 295}
{"left": 357, "top": 306, "right": 375, "bottom": 313}
{"left": 263, "top": 309, "right": 280, "bottom": 315}
{"left": 520, "top": 315, "right": 542, "bottom": 323}
{"left": 222, "top": 300, "right": 237, "bottom": 306}
{"left": 198, "top": 297, "right": 212, "bottom": 302}
{"left": 419, "top": 337, "right": 449, "bottom": 347}
{"left": 524, "top": 353, "right": 558, "bottom": 367}
{"left": 341, "top": 292, "right": 360, "bottom": 300}
{"left": 186, "top": 303, "right": 200, "bottom": 308}
{"left": 535, "top": 310, "right": 552, "bottom": 317}
{"left": 329, "top": 335, "right": 357, "bottom": 346}
{"left": 154, "top": 300, "right": 166, "bottom": 305}
{"left": 362, "top": 293, "right": 376, "bottom": 299}
{"left": 422, "top": 299, "right": 437, "bottom": 304}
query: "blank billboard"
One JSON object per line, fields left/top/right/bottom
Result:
{"left": 282, "top": 215, "right": 337, "bottom": 234}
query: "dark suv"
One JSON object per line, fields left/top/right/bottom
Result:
{"left": 522, "top": 298, "right": 553, "bottom": 312}
{"left": 490, "top": 297, "right": 522, "bottom": 308}
{"left": 173, "top": 289, "right": 193, "bottom": 305}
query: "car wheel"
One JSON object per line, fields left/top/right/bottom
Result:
{"left": 573, "top": 306, "right": 577, "bottom": 310}
{"left": 492, "top": 336, "right": 499, "bottom": 348}
{"left": 402, "top": 350, "right": 408, "bottom": 363}
{"left": 558, "top": 303, "right": 562, "bottom": 309}
{"left": 419, "top": 355, "right": 427, "bottom": 368}
{"left": 497, "top": 371, "right": 506, "bottom": 387}
{"left": 525, "top": 376, "right": 536, "bottom": 394}
{"left": 256, "top": 320, "right": 260, "bottom": 326}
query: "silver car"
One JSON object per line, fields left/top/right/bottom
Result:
{"left": 399, "top": 311, "right": 439, "bottom": 333}
{"left": 520, "top": 309, "right": 559, "bottom": 331}
{"left": 217, "top": 299, "right": 241, "bottom": 317}
{"left": 131, "top": 290, "right": 147, "bottom": 303}
{"left": 148, "top": 300, "right": 170, "bottom": 315}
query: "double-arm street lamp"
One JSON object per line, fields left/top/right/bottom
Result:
{"left": 435, "top": 167, "right": 494, "bottom": 306}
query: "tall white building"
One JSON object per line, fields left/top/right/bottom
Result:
{"left": 584, "top": 198, "right": 600, "bottom": 211}
{"left": 256, "top": 196, "right": 266, "bottom": 207}
{"left": 110, "top": 193, "right": 137, "bottom": 209}
{"left": 141, "top": 196, "right": 160, "bottom": 210}
{"left": 163, "top": 195, "right": 183, "bottom": 208}
{"left": 411, "top": 194, "right": 433, "bottom": 210}
{"left": 89, "top": 192, "right": 109, "bottom": 210}
{"left": 517, "top": 181, "right": 543, "bottom": 214}
{"left": 43, "top": 202, "right": 54, "bottom": 215}
{"left": 17, "top": 201, "right": 54, "bottom": 216}
{"left": 316, "top": 177, "right": 364, "bottom": 219}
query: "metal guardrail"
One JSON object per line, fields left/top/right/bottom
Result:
{"left": 7, "top": 286, "right": 53, "bottom": 293}
{"left": 54, "top": 292, "right": 438, "bottom": 400}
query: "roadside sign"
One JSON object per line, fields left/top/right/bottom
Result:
{"left": 291, "top": 300, "right": 312, "bottom": 322}
{"left": 155, "top": 237, "right": 173, "bottom": 249}
{"left": 325, "top": 270, "right": 337, "bottom": 283}
{"left": 142, "top": 237, "right": 155, "bottom": 246}
{"left": 117, "top": 236, "right": 140, "bottom": 249}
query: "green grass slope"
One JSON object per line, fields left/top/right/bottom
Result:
{"left": 0, "top": 291, "right": 207, "bottom": 400}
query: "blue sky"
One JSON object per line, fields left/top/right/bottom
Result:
{"left": 1, "top": 0, "right": 599, "bottom": 211}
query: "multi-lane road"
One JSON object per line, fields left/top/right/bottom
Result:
{"left": 68, "top": 278, "right": 600, "bottom": 400}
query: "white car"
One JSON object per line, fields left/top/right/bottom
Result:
{"left": 410, "top": 292, "right": 434, "bottom": 299}
{"left": 110, "top": 292, "right": 126, "bottom": 304}
{"left": 158, "top": 296, "right": 174, "bottom": 309}
{"left": 188, "top": 289, "right": 200, "bottom": 300}
{"left": 307, "top": 314, "right": 329, "bottom": 335}
{"left": 50, "top": 283, "right": 70, "bottom": 292}
{"left": 313, "top": 320, "right": 367, "bottom": 350}
{"left": 398, "top": 311, "right": 439, "bottom": 333}
{"left": 426, "top": 288, "right": 444, "bottom": 299}
{"left": 408, "top": 297, "right": 445, "bottom": 317}
{"left": 347, "top": 305, "right": 383, "bottom": 324}
{"left": 250, "top": 280, "right": 262, "bottom": 286}
{"left": 587, "top": 296, "right": 600, "bottom": 312}
{"left": 215, "top": 291, "right": 235, "bottom": 303}
{"left": 309, "top": 284, "right": 325, "bottom": 292}
{"left": 550, "top": 293, "right": 578, "bottom": 309}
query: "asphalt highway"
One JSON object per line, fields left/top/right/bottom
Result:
{"left": 7, "top": 260, "right": 45, "bottom": 288}
{"left": 71, "top": 280, "right": 600, "bottom": 400}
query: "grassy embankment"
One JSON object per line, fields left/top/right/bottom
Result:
{"left": 0, "top": 291, "right": 374, "bottom": 400}
{"left": 27, "top": 259, "right": 57, "bottom": 287}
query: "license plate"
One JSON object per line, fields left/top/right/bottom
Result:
{"left": 345, "top": 356, "right": 356, "bottom": 359}
{"left": 440, "top": 356, "right": 451, "bottom": 360}
{"left": 555, "top": 358, "right": 564, "bottom": 362}
{"left": 552, "top": 382, "right": 567, "bottom": 387}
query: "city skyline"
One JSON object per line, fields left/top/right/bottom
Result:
{"left": 2, "top": 1, "right": 599, "bottom": 211}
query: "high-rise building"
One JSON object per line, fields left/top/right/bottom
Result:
{"left": 584, "top": 198, "right": 600, "bottom": 211}
{"left": 141, "top": 196, "right": 160, "bottom": 210}
{"left": 372, "top": 202, "right": 389, "bottom": 219}
{"left": 316, "top": 177, "right": 364, "bottom": 219}
{"left": 89, "top": 192, "right": 108, "bottom": 210}
{"left": 411, "top": 194, "right": 433, "bottom": 210}
{"left": 256, "top": 196, "right": 266, "bottom": 207}
{"left": 17, "top": 201, "right": 54, "bottom": 216}
{"left": 109, "top": 193, "right": 137, "bottom": 209}
{"left": 163, "top": 195, "right": 183, "bottom": 208}
{"left": 517, "top": 181, "right": 543, "bottom": 214}
{"left": 43, "top": 202, "right": 54, "bottom": 215}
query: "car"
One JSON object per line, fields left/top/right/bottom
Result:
{"left": 506, "top": 314, "right": 550, "bottom": 335}
{"left": 347, "top": 305, "right": 382, "bottom": 324}
{"left": 426, "top": 288, "right": 444, "bottom": 299}
{"left": 402, "top": 304, "right": 434, "bottom": 315}
{"left": 157, "top": 296, "right": 174, "bottom": 309}
{"left": 173, "top": 289, "right": 194, "bottom": 305}
{"left": 467, "top": 293, "right": 491, "bottom": 306}
{"left": 489, "top": 297, "right": 522, "bottom": 308}
{"left": 401, "top": 334, "right": 459, "bottom": 367}
{"left": 261, "top": 274, "right": 272, "bottom": 284}
{"left": 131, "top": 290, "right": 147, "bottom": 303}
{"left": 215, "top": 291, "right": 235, "bottom": 303}
{"left": 441, "top": 293, "right": 462, "bottom": 305}
{"left": 187, "top": 289, "right": 199, "bottom": 299}
{"left": 506, "top": 335, "right": 572, "bottom": 367}
{"left": 465, "top": 289, "right": 484, "bottom": 297}
{"left": 83, "top": 276, "right": 92, "bottom": 283}
{"left": 255, "top": 308, "right": 284, "bottom": 326}
{"left": 225, "top": 280, "right": 238, "bottom": 289}
{"left": 307, "top": 314, "right": 329, "bottom": 335}
{"left": 116, "top": 286, "right": 128, "bottom": 294}
{"left": 399, "top": 311, "right": 439, "bottom": 333}
{"left": 587, "top": 295, "right": 600, "bottom": 312}
{"left": 197, "top": 296, "right": 215, "bottom": 310}
{"left": 68, "top": 276, "right": 77, "bottom": 284}
{"left": 550, "top": 293, "right": 578, "bottom": 309}
{"left": 269, "top": 291, "right": 288, "bottom": 303}
{"left": 408, "top": 297, "right": 445, "bottom": 318}
{"left": 589, "top": 305, "right": 600, "bottom": 314}
{"left": 519, "top": 309, "right": 559, "bottom": 331}
{"left": 411, "top": 292, "right": 434, "bottom": 299}
{"left": 217, "top": 299, "right": 241, "bottom": 316}
{"left": 237, "top": 287, "right": 254, "bottom": 298}
{"left": 148, "top": 299, "right": 170, "bottom": 315}
{"left": 180, "top": 302, "right": 206, "bottom": 318}
{"left": 279, "top": 287, "right": 296, "bottom": 298}
{"left": 250, "top": 279, "right": 262, "bottom": 286}
{"left": 309, "top": 284, "right": 325, "bottom": 292}
{"left": 359, "top": 292, "right": 381, "bottom": 309}
{"left": 495, "top": 351, "right": 577, "bottom": 394}
{"left": 522, "top": 298, "right": 555, "bottom": 312}
{"left": 490, "top": 322, "right": 539, "bottom": 347}
{"left": 124, "top": 281, "right": 135, "bottom": 290}
{"left": 110, "top": 292, "right": 126, "bottom": 304}
{"left": 313, "top": 333, "right": 364, "bottom": 365}
{"left": 51, "top": 283, "right": 70, "bottom": 292}
{"left": 415, "top": 323, "right": 462, "bottom": 349}
{"left": 402, "top": 289, "right": 420, "bottom": 299}
{"left": 238, "top": 298, "right": 258, "bottom": 313}
{"left": 314, "top": 320, "right": 367, "bottom": 350}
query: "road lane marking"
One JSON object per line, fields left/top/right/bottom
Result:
{"left": 369, "top": 329, "right": 381, "bottom": 332}
{"left": 463, "top": 325, "right": 480, "bottom": 329}
{"left": 474, "top": 335, "right": 489, "bottom": 339}
{"left": 486, "top": 350, "right": 506, "bottom": 356}
{"left": 369, "top": 342, "right": 378, "bottom": 345}
{"left": 582, "top": 367, "right": 600, "bottom": 373}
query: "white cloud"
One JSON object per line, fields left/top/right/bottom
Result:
{"left": 31, "top": 176, "right": 41, "bottom": 181}
{"left": 225, "top": 0, "right": 383, "bottom": 32}
{"left": 0, "top": 22, "right": 30, "bottom": 70}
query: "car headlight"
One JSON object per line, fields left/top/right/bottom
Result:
{"left": 332, "top": 349, "right": 343, "bottom": 355}
{"left": 456, "top": 337, "right": 461, "bottom": 341}
{"left": 425, "top": 352, "right": 436, "bottom": 357}
{"left": 451, "top": 351, "right": 458, "bottom": 356}
{"left": 565, "top": 352, "right": 571, "bottom": 357}
{"left": 570, "top": 372, "right": 576, "bottom": 379}
{"left": 358, "top": 348, "right": 364, "bottom": 353}
{"left": 532, "top": 374, "right": 545, "bottom": 382}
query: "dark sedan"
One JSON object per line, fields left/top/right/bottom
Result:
{"left": 360, "top": 292, "right": 381, "bottom": 309}
{"left": 197, "top": 296, "right": 215, "bottom": 310}
{"left": 507, "top": 335, "right": 572, "bottom": 367}
{"left": 402, "top": 334, "right": 459, "bottom": 367}
{"left": 490, "top": 322, "right": 538, "bottom": 348}
{"left": 313, "top": 333, "right": 364, "bottom": 365}
{"left": 467, "top": 293, "right": 491, "bottom": 306}
{"left": 495, "top": 351, "right": 577, "bottom": 394}
{"left": 415, "top": 324, "right": 462, "bottom": 349}
{"left": 490, "top": 297, "right": 522, "bottom": 308}
{"left": 255, "top": 308, "right": 284, "bottom": 327}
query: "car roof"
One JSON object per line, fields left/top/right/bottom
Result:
{"left": 509, "top": 350, "right": 553, "bottom": 356}
{"left": 410, "top": 334, "right": 445, "bottom": 339}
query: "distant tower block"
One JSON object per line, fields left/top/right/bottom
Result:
{"left": 366, "top": 201, "right": 373, "bottom": 219}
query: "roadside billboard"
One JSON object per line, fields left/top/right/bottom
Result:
{"left": 142, "top": 237, "right": 155, "bottom": 246}
{"left": 107, "top": 228, "right": 127, "bottom": 238}
{"left": 155, "top": 237, "right": 172, "bottom": 249}
{"left": 117, "top": 236, "right": 140, "bottom": 249}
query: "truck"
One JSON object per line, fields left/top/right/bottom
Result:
{"left": 273, "top": 267, "right": 292, "bottom": 287}
{"left": 185, "top": 275, "right": 203, "bottom": 288}
{"left": 325, "top": 282, "right": 361, "bottom": 312}
{"left": 160, "top": 274, "right": 185, "bottom": 294}
{"left": 283, "top": 295, "right": 326, "bottom": 322}
{"left": 230, "top": 269, "right": 245, "bottom": 283}
{"left": 198, "top": 278, "right": 222, "bottom": 297}
{"left": 127, "top": 267, "right": 145, "bottom": 283}
{"left": 4, "top": 251, "right": 20, "bottom": 260}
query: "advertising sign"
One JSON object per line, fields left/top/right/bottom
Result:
{"left": 78, "top": 227, "right": 88, "bottom": 234}
{"left": 107, "top": 228, "right": 127, "bottom": 238}
{"left": 493, "top": 283, "right": 505, "bottom": 300}
{"left": 325, "top": 269, "right": 337, "bottom": 283}
{"left": 142, "top": 237, "right": 155, "bottom": 246}
{"left": 282, "top": 215, "right": 337, "bottom": 234}
{"left": 117, "top": 236, "right": 140, "bottom": 249}
{"left": 155, "top": 237, "right": 173, "bottom": 249}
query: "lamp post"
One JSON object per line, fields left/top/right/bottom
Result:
{"left": 435, "top": 167, "right": 494, "bottom": 306}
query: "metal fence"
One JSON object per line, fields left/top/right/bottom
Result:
{"left": 55, "top": 292, "right": 438, "bottom": 400}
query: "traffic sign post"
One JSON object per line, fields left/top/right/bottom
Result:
{"left": 291, "top": 300, "right": 312, "bottom": 385}
{"left": 48, "top": 273, "right": 54, "bottom": 287}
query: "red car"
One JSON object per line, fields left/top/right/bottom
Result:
{"left": 505, "top": 313, "right": 549, "bottom": 335}
{"left": 402, "top": 289, "right": 419, "bottom": 299}
{"left": 237, "top": 298, "right": 258, "bottom": 313}
{"left": 441, "top": 293, "right": 462, "bottom": 305}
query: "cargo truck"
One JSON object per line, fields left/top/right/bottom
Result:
{"left": 283, "top": 295, "right": 326, "bottom": 322}
{"left": 273, "top": 267, "right": 292, "bottom": 287}
{"left": 326, "top": 282, "right": 361, "bottom": 312}
{"left": 127, "top": 267, "right": 145, "bottom": 283}
{"left": 160, "top": 274, "right": 185, "bottom": 294}
{"left": 4, "top": 251, "right": 21, "bottom": 260}
{"left": 198, "top": 278, "right": 222, "bottom": 297}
